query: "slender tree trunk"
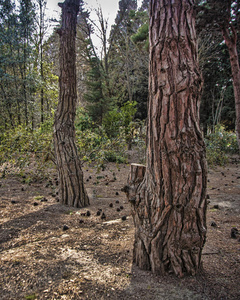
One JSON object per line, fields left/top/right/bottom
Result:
{"left": 222, "top": 25, "right": 240, "bottom": 150}
{"left": 125, "top": 0, "right": 207, "bottom": 277}
{"left": 23, "top": 37, "right": 28, "bottom": 126}
{"left": 39, "top": 0, "right": 44, "bottom": 124}
{"left": 54, "top": 0, "right": 89, "bottom": 208}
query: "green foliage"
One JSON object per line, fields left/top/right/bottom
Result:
{"left": 102, "top": 108, "right": 122, "bottom": 138}
{"left": 131, "top": 23, "right": 149, "bottom": 43}
{"left": 75, "top": 109, "right": 127, "bottom": 168}
{"left": 25, "top": 294, "right": 37, "bottom": 300}
{"left": 205, "top": 124, "right": 238, "bottom": 166}
{"left": 83, "top": 55, "right": 113, "bottom": 125}
{"left": 108, "top": 5, "right": 149, "bottom": 120}
{"left": 103, "top": 150, "right": 127, "bottom": 164}
{"left": 75, "top": 106, "right": 144, "bottom": 169}
{"left": 102, "top": 101, "right": 137, "bottom": 139}
{"left": 0, "top": 119, "right": 54, "bottom": 178}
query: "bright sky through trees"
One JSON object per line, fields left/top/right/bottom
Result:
{"left": 45, "top": 0, "right": 143, "bottom": 53}
{"left": 46, "top": 0, "right": 143, "bottom": 25}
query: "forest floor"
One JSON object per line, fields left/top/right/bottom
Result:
{"left": 0, "top": 154, "right": 240, "bottom": 300}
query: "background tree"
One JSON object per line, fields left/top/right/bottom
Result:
{"left": 108, "top": 0, "right": 149, "bottom": 119}
{"left": 124, "top": 0, "right": 207, "bottom": 277}
{"left": 197, "top": 0, "right": 240, "bottom": 149}
{"left": 37, "top": 0, "right": 46, "bottom": 123}
{"left": 198, "top": 31, "right": 235, "bottom": 134}
{"left": 54, "top": 0, "right": 89, "bottom": 207}
{"left": 18, "top": 0, "right": 36, "bottom": 126}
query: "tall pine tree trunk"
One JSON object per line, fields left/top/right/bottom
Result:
{"left": 222, "top": 25, "right": 240, "bottom": 151}
{"left": 125, "top": 0, "right": 207, "bottom": 277}
{"left": 54, "top": 0, "right": 89, "bottom": 208}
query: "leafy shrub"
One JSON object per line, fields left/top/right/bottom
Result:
{"left": 0, "top": 120, "right": 54, "bottom": 178}
{"left": 102, "top": 108, "right": 122, "bottom": 138}
{"left": 205, "top": 124, "right": 239, "bottom": 166}
{"left": 75, "top": 108, "right": 128, "bottom": 169}
{"left": 103, "top": 150, "right": 127, "bottom": 164}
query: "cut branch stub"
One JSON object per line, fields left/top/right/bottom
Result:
{"left": 122, "top": 163, "right": 146, "bottom": 205}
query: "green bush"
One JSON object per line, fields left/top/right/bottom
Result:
{"left": 102, "top": 108, "right": 122, "bottom": 138}
{"left": 103, "top": 150, "right": 127, "bottom": 164}
{"left": 205, "top": 124, "right": 239, "bottom": 166}
{"left": 0, "top": 120, "right": 54, "bottom": 178}
{"left": 75, "top": 108, "right": 128, "bottom": 169}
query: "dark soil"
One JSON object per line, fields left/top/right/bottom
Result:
{"left": 0, "top": 156, "right": 240, "bottom": 300}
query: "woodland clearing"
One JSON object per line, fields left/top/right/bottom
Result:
{"left": 0, "top": 156, "right": 240, "bottom": 300}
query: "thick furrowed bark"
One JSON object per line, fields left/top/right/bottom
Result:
{"left": 124, "top": 0, "right": 207, "bottom": 277}
{"left": 54, "top": 0, "right": 89, "bottom": 208}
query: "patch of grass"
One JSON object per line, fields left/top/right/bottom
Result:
{"left": 34, "top": 195, "right": 44, "bottom": 200}
{"left": 209, "top": 208, "right": 218, "bottom": 212}
{"left": 25, "top": 294, "right": 37, "bottom": 300}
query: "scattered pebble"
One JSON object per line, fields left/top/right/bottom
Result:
{"left": 63, "top": 224, "right": 69, "bottom": 231}
{"left": 210, "top": 221, "right": 217, "bottom": 227}
{"left": 231, "top": 227, "right": 238, "bottom": 239}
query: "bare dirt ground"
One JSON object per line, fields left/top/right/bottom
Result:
{"left": 0, "top": 155, "right": 240, "bottom": 300}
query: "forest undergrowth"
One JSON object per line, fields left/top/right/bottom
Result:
{"left": 0, "top": 118, "right": 240, "bottom": 299}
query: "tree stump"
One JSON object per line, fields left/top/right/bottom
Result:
{"left": 122, "top": 163, "right": 146, "bottom": 205}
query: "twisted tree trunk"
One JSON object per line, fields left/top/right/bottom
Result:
{"left": 125, "top": 0, "right": 207, "bottom": 277}
{"left": 53, "top": 0, "right": 89, "bottom": 208}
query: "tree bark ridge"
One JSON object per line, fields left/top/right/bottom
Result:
{"left": 125, "top": 0, "right": 207, "bottom": 277}
{"left": 54, "top": 0, "right": 89, "bottom": 208}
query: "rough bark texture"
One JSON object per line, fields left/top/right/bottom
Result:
{"left": 53, "top": 0, "right": 89, "bottom": 208}
{"left": 222, "top": 25, "right": 240, "bottom": 151}
{"left": 127, "top": 0, "right": 207, "bottom": 277}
